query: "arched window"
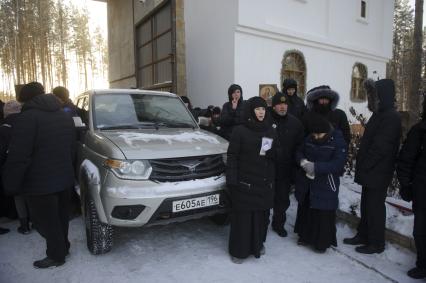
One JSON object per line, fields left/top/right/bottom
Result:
{"left": 351, "top": 63, "right": 368, "bottom": 101}
{"left": 281, "top": 51, "right": 306, "bottom": 97}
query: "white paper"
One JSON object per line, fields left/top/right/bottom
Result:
{"left": 259, "top": 137, "right": 273, "bottom": 156}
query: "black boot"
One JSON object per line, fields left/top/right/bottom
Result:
{"left": 33, "top": 257, "right": 65, "bottom": 269}
{"left": 272, "top": 224, "right": 288, "bottom": 237}
{"left": 407, "top": 267, "right": 426, "bottom": 279}
{"left": 355, "top": 244, "right": 385, "bottom": 254}
{"left": 343, "top": 234, "right": 367, "bottom": 245}
{"left": 17, "top": 218, "right": 31, "bottom": 234}
{"left": 0, "top": 227, "right": 10, "bottom": 235}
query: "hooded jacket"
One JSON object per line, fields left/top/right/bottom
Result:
{"left": 355, "top": 79, "right": 402, "bottom": 189}
{"left": 2, "top": 94, "right": 76, "bottom": 196}
{"left": 219, "top": 84, "right": 246, "bottom": 140}
{"left": 303, "top": 86, "right": 351, "bottom": 145}
{"left": 282, "top": 79, "right": 306, "bottom": 120}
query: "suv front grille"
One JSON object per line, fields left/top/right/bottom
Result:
{"left": 149, "top": 155, "right": 225, "bottom": 182}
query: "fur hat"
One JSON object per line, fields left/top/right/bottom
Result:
{"left": 3, "top": 100, "right": 22, "bottom": 118}
{"left": 272, "top": 92, "right": 288, "bottom": 107}
{"left": 282, "top": 78, "right": 298, "bottom": 92}
{"left": 306, "top": 85, "right": 339, "bottom": 110}
{"left": 18, "top": 82, "right": 45, "bottom": 103}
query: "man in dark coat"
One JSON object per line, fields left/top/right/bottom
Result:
{"left": 2, "top": 82, "right": 76, "bottom": 268}
{"left": 303, "top": 85, "right": 351, "bottom": 145}
{"left": 52, "top": 86, "right": 80, "bottom": 117}
{"left": 397, "top": 99, "right": 426, "bottom": 279}
{"left": 282, "top": 78, "right": 306, "bottom": 121}
{"left": 344, "top": 79, "right": 402, "bottom": 254}
{"left": 269, "top": 92, "right": 304, "bottom": 237}
{"left": 226, "top": 96, "right": 277, "bottom": 263}
{"left": 219, "top": 84, "right": 245, "bottom": 140}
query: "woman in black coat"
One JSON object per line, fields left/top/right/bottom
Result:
{"left": 397, "top": 101, "right": 426, "bottom": 279}
{"left": 226, "top": 96, "right": 277, "bottom": 263}
{"left": 219, "top": 84, "right": 245, "bottom": 140}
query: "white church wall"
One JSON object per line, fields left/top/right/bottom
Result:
{"left": 237, "top": 0, "right": 394, "bottom": 61}
{"left": 184, "top": 0, "right": 238, "bottom": 108}
{"left": 234, "top": 31, "right": 386, "bottom": 121}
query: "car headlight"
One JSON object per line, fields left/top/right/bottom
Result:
{"left": 104, "top": 159, "right": 152, "bottom": 180}
{"left": 222, "top": 153, "right": 227, "bottom": 165}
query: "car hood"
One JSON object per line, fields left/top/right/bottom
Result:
{"left": 99, "top": 129, "right": 229, "bottom": 159}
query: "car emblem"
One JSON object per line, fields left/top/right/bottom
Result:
{"left": 179, "top": 161, "right": 202, "bottom": 172}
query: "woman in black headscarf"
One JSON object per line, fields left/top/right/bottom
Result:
{"left": 226, "top": 96, "right": 277, "bottom": 263}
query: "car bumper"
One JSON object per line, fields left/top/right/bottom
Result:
{"left": 99, "top": 173, "right": 228, "bottom": 227}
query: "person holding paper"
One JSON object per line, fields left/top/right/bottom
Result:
{"left": 294, "top": 114, "right": 347, "bottom": 253}
{"left": 226, "top": 96, "right": 277, "bottom": 263}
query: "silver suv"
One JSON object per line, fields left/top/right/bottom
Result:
{"left": 75, "top": 89, "right": 229, "bottom": 254}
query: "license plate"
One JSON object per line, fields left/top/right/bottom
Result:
{"left": 172, "top": 194, "right": 220, "bottom": 213}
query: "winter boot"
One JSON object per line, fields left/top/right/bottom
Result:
{"left": 17, "top": 218, "right": 31, "bottom": 234}
{"left": 343, "top": 234, "right": 367, "bottom": 245}
{"left": 407, "top": 267, "right": 426, "bottom": 279}
{"left": 230, "top": 256, "right": 244, "bottom": 264}
{"left": 272, "top": 225, "right": 288, "bottom": 237}
{"left": 0, "top": 227, "right": 10, "bottom": 235}
{"left": 355, "top": 244, "right": 385, "bottom": 254}
{"left": 33, "top": 257, "right": 65, "bottom": 269}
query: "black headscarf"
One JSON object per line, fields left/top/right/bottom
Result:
{"left": 245, "top": 97, "right": 269, "bottom": 132}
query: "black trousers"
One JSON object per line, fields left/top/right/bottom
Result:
{"left": 26, "top": 190, "right": 70, "bottom": 262}
{"left": 357, "top": 186, "right": 387, "bottom": 247}
{"left": 272, "top": 178, "right": 291, "bottom": 228}
{"left": 413, "top": 206, "right": 426, "bottom": 268}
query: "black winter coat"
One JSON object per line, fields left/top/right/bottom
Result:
{"left": 2, "top": 94, "right": 76, "bottom": 196}
{"left": 270, "top": 110, "right": 304, "bottom": 180}
{"left": 285, "top": 94, "right": 306, "bottom": 121}
{"left": 226, "top": 124, "right": 277, "bottom": 211}
{"left": 0, "top": 113, "right": 19, "bottom": 166}
{"left": 355, "top": 80, "right": 402, "bottom": 190}
{"left": 219, "top": 92, "right": 245, "bottom": 141}
{"left": 397, "top": 121, "right": 426, "bottom": 210}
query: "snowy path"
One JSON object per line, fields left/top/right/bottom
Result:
{"left": 0, "top": 196, "right": 417, "bottom": 283}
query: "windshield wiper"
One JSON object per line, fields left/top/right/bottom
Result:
{"left": 162, "top": 122, "right": 196, "bottom": 129}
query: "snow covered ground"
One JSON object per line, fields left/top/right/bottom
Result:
{"left": 0, "top": 195, "right": 417, "bottom": 283}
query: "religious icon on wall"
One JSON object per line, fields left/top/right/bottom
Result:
{"left": 259, "top": 84, "right": 278, "bottom": 106}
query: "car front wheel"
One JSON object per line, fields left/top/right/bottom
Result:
{"left": 85, "top": 194, "right": 114, "bottom": 255}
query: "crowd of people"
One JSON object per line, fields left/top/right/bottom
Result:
{"left": 0, "top": 78, "right": 425, "bottom": 280}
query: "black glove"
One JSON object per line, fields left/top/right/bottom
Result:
{"left": 400, "top": 186, "right": 412, "bottom": 202}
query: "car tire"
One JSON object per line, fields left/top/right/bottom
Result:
{"left": 85, "top": 194, "right": 114, "bottom": 255}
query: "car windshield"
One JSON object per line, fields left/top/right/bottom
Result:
{"left": 93, "top": 93, "right": 197, "bottom": 130}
